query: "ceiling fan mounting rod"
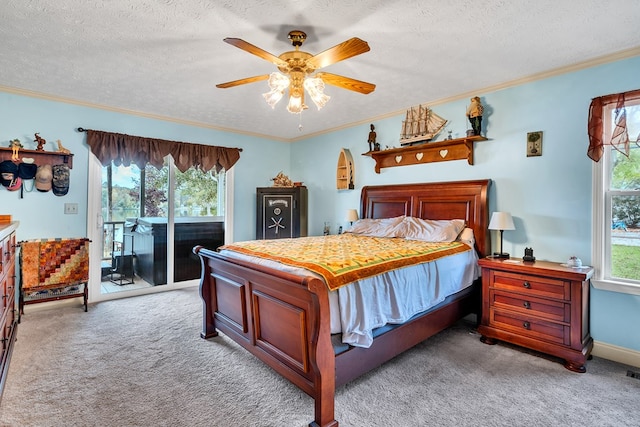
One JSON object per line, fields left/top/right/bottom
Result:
{"left": 288, "top": 30, "right": 307, "bottom": 48}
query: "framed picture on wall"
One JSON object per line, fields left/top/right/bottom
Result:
{"left": 527, "top": 131, "right": 543, "bottom": 157}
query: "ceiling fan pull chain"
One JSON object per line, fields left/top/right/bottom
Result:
{"left": 298, "top": 113, "right": 303, "bottom": 132}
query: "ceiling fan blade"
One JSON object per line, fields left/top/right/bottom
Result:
{"left": 306, "top": 38, "right": 371, "bottom": 70}
{"left": 216, "top": 74, "right": 270, "bottom": 89}
{"left": 316, "top": 72, "right": 376, "bottom": 94}
{"left": 223, "top": 38, "right": 288, "bottom": 67}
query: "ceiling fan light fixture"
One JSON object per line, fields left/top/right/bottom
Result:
{"left": 263, "top": 89, "right": 284, "bottom": 108}
{"left": 304, "top": 77, "right": 330, "bottom": 110}
{"left": 286, "top": 92, "right": 306, "bottom": 114}
{"left": 262, "top": 72, "right": 290, "bottom": 108}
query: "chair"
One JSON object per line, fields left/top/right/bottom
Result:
{"left": 110, "top": 230, "right": 135, "bottom": 285}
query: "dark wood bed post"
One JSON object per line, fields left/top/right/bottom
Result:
{"left": 195, "top": 245, "right": 218, "bottom": 339}
{"left": 307, "top": 278, "right": 338, "bottom": 427}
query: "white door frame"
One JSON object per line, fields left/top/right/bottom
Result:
{"left": 86, "top": 154, "right": 234, "bottom": 303}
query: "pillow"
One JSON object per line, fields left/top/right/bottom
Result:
{"left": 457, "top": 227, "right": 475, "bottom": 247}
{"left": 402, "top": 217, "right": 466, "bottom": 242}
{"left": 344, "top": 215, "right": 406, "bottom": 237}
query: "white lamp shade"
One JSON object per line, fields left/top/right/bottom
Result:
{"left": 346, "top": 209, "right": 359, "bottom": 222}
{"left": 488, "top": 212, "right": 515, "bottom": 231}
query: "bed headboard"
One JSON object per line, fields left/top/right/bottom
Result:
{"left": 360, "top": 179, "right": 491, "bottom": 257}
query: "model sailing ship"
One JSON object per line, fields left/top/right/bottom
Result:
{"left": 399, "top": 104, "right": 448, "bottom": 146}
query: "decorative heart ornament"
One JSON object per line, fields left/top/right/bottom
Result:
{"left": 395, "top": 155, "right": 403, "bottom": 163}
{"left": 439, "top": 150, "right": 448, "bottom": 158}
{"left": 416, "top": 153, "right": 424, "bottom": 161}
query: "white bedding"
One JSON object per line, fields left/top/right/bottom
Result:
{"left": 218, "top": 237, "right": 479, "bottom": 348}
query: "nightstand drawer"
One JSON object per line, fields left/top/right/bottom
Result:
{"left": 490, "top": 289, "right": 570, "bottom": 323}
{"left": 491, "top": 308, "right": 569, "bottom": 345}
{"left": 491, "top": 271, "right": 569, "bottom": 300}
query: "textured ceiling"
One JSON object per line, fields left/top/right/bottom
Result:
{"left": 1, "top": 1, "right": 639, "bottom": 142}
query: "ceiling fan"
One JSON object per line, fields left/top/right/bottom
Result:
{"left": 216, "top": 30, "right": 376, "bottom": 114}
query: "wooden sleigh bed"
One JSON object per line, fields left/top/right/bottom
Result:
{"left": 194, "top": 179, "right": 491, "bottom": 427}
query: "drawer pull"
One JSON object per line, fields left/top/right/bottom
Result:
{"left": 523, "top": 301, "right": 531, "bottom": 309}
{"left": 523, "top": 281, "right": 531, "bottom": 289}
{"left": 523, "top": 321, "right": 531, "bottom": 330}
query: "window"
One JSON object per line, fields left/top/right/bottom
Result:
{"left": 592, "top": 98, "right": 640, "bottom": 295}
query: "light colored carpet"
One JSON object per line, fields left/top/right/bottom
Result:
{"left": 1, "top": 286, "right": 638, "bottom": 427}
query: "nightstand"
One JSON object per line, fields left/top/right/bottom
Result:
{"left": 477, "top": 257, "right": 593, "bottom": 373}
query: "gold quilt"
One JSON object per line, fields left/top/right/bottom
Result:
{"left": 220, "top": 234, "right": 470, "bottom": 291}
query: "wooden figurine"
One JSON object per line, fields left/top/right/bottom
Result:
{"left": 34, "top": 132, "right": 46, "bottom": 151}
{"left": 9, "top": 139, "right": 23, "bottom": 161}
{"left": 56, "top": 139, "right": 71, "bottom": 154}
{"left": 466, "top": 96, "right": 484, "bottom": 136}
{"left": 367, "top": 124, "right": 376, "bottom": 152}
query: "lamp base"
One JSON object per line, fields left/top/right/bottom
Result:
{"left": 492, "top": 252, "right": 510, "bottom": 259}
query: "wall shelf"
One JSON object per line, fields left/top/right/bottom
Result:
{"left": 336, "top": 148, "right": 355, "bottom": 190}
{"left": 0, "top": 147, "right": 73, "bottom": 169}
{"left": 362, "top": 135, "right": 487, "bottom": 173}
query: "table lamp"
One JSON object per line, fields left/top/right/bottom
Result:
{"left": 346, "top": 209, "right": 359, "bottom": 225}
{"left": 488, "top": 212, "right": 515, "bottom": 258}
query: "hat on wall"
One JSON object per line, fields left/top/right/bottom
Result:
{"left": 35, "top": 164, "right": 53, "bottom": 192}
{"left": 17, "top": 162, "right": 39, "bottom": 197}
{"left": 0, "top": 160, "right": 19, "bottom": 188}
{"left": 18, "top": 162, "right": 38, "bottom": 180}
{"left": 52, "top": 164, "right": 70, "bottom": 196}
{"left": 7, "top": 176, "right": 22, "bottom": 191}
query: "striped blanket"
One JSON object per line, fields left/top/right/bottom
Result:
{"left": 20, "top": 238, "right": 90, "bottom": 290}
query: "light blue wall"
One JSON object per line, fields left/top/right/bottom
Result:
{"left": 0, "top": 92, "right": 289, "bottom": 242}
{"left": 1, "top": 55, "right": 639, "bottom": 353}
{"left": 291, "top": 55, "right": 640, "bottom": 352}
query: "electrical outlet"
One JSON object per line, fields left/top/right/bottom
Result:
{"left": 64, "top": 203, "right": 78, "bottom": 215}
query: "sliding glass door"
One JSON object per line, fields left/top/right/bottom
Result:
{"left": 87, "top": 154, "right": 231, "bottom": 302}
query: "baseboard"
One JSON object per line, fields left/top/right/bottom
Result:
{"left": 23, "top": 297, "right": 83, "bottom": 313}
{"left": 593, "top": 340, "right": 640, "bottom": 368}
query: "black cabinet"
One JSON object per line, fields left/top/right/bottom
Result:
{"left": 256, "top": 186, "right": 308, "bottom": 239}
{"left": 129, "top": 217, "right": 224, "bottom": 285}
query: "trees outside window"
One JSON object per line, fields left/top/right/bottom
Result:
{"left": 594, "top": 100, "right": 640, "bottom": 289}
{"left": 101, "top": 160, "right": 225, "bottom": 287}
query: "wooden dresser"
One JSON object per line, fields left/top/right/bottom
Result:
{"left": 477, "top": 257, "right": 593, "bottom": 373}
{"left": 0, "top": 221, "right": 18, "bottom": 401}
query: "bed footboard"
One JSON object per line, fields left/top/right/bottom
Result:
{"left": 194, "top": 246, "right": 338, "bottom": 427}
